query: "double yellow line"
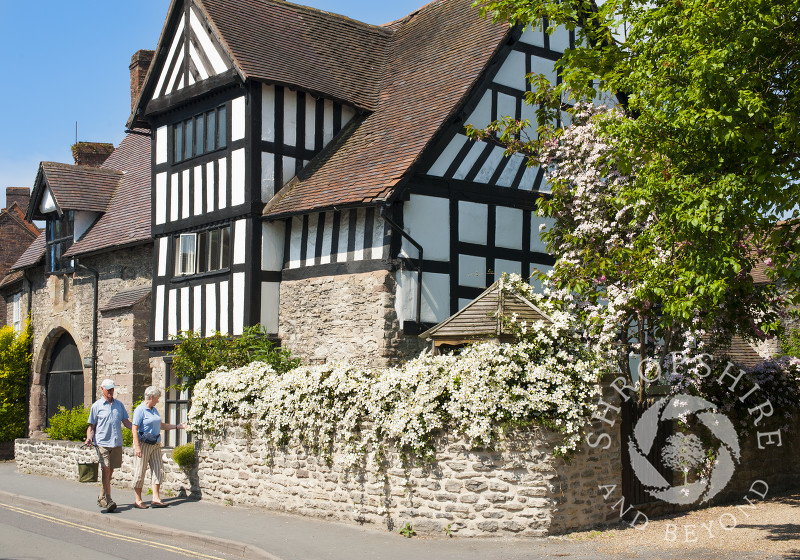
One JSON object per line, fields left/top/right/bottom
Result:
{"left": 0, "top": 502, "right": 227, "bottom": 559}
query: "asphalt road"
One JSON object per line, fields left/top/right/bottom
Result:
{"left": 0, "top": 500, "right": 241, "bottom": 560}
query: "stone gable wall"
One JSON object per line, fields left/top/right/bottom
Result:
{"left": 279, "top": 270, "right": 427, "bottom": 367}
{"left": 27, "top": 244, "right": 153, "bottom": 432}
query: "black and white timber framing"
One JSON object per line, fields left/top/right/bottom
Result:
{"left": 391, "top": 24, "right": 567, "bottom": 325}
{"left": 147, "top": 0, "right": 358, "bottom": 345}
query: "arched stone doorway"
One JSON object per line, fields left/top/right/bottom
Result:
{"left": 46, "top": 332, "right": 84, "bottom": 424}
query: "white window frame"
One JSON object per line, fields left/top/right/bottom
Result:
{"left": 175, "top": 233, "right": 197, "bottom": 276}
{"left": 12, "top": 293, "right": 21, "bottom": 332}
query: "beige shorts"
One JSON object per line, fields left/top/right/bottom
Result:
{"left": 97, "top": 446, "right": 123, "bottom": 469}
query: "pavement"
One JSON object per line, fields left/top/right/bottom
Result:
{"left": 0, "top": 461, "right": 794, "bottom": 559}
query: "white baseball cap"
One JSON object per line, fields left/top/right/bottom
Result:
{"left": 101, "top": 379, "right": 115, "bottom": 390}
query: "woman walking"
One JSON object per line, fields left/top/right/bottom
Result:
{"left": 132, "top": 386, "right": 187, "bottom": 508}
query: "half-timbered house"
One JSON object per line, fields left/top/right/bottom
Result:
{"left": 130, "top": 0, "right": 568, "bottom": 369}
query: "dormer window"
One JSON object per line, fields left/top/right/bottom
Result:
{"left": 172, "top": 105, "right": 227, "bottom": 163}
{"left": 46, "top": 210, "right": 75, "bottom": 273}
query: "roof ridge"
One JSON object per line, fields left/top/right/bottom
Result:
{"left": 274, "top": 0, "right": 396, "bottom": 36}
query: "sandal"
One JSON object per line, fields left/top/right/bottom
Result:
{"left": 134, "top": 502, "right": 149, "bottom": 509}
{"left": 151, "top": 501, "right": 169, "bottom": 508}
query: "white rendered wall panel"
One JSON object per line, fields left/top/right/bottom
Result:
{"left": 323, "top": 99, "right": 334, "bottom": 145}
{"left": 180, "top": 286, "right": 190, "bottom": 332}
{"left": 466, "top": 91, "right": 492, "bottom": 130}
{"left": 305, "top": 215, "right": 318, "bottom": 267}
{"left": 232, "top": 273, "right": 245, "bottom": 335}
{"left": 495, "top": 207, "right": 524, "bottom": 249}
{"left": 342, "top": 105, "right": 356, "bottom": 126}
{"left": 261, "top": 282, "right": 280, "bottom": 334}
{"left": 519, "top": 164, "right": 539, "bottom": 191}
{"left": 394, "top": 270, "right": 450, "bottom": 325}
{"left": 218, "top": 157, "right": 227, "bottom": 209}
{"left": 531, "top": 215, "right": 555, "bottom": 252}
{"left": 193, "top": 166, "right": 203, "bottom": 216}
{"left": 531, "top": 55, "right": 558, "bottom": 87}
{"left": 288, "top": 216, "right": 303, "bottom": 269}
{"left": 155, "top": 127, "right": 167, "bottom": 164}
{"left": 283, "top": 89, "right": 297, "bottom": 147}
{"left": 233, "top": 219, "right": 247, "bottom": 265}
{"left": 206, "top": 162, "right": 215, "bottom": 212}
{"left": 167, "top": 289, "right": 177, "bottom": 337}
{"left": 219, "top": 280, "right": 229, "bottom": 335}
{"left": 474, "top": 146, "right": 506, "bottom": 184}
{"left": 193, "top": 285, "right": 202, "bottom": 334}
{"left": 402, "top": 195, "right": 449, "bottom": 261}
{"left": 189, "top": 8, "right": 228, "bottom": 74}
{"left": 427, "top": 134, "right": 467, "bottom": 177}
{"left": 452, "top": 141, "right": 486, "bottom": 181}
{"left": 170, "top": 173, "right": 179, "bottom": 221}
{"left": 261, "top": 221, "right": 285, "bottom": 271}
{"left": 155, "top": 173, "right": 167, "bottom": 225}
{"left": 261, "top": 152, "right": 275, "bottom": 202}
{"left": 493, "top": 50, "right": 527, "bottom": 91}
{"left": 181, "top": 169, "right": 190, "bottom": 219}
{"left": 549, "top": 25, "right": 571, "bottom": 52}
{"left": 40, "top": 188, "right": 56, "bottom": 213}
{"left": 154, "top": 16, "right": 185, "bottom": 99}
{"left": 188, "top": 41, "right": 209, "bottom": 81}
{"left": 167, "top": 50, "right": 185, "bottom": 94}
{"left": 496, "top": 153, "right": 524, "bottom": 187}
{"left": 459, "top": 254, "right": 487, "bottom": 288}
{"left": 519, "top": 24, "right": 545, "bottom": 47}
{"left": 231, "top": 96, "right": 246, "bottom": 141}
{"left": 458, "top": 201, "right": 488, "bottom": 245}
{"left": 321, "top": 213, "right": 334, "bottom": 264}
{"left": 494, "top": 259, "right": 522, "bottom": 281}
{"left": 353, "top": 208, "right": 366, "bottom": 261}
{"left": 282, "top": 156, "right": 295, "bottom": 186}
{"left": 205, "top": 284, "right": 217, "bottom": 337}
{"left": 74, "top": 211, "right": 97, "bottom": 242}
{"left": 231, "top": 149, "right": 245, "bottom": 206}
{"left": 154, "top": 285, "right": 165, "bottom": 341}
{"left": 262, "top": 85, "right": 275, "bottom": 142}
{"left": 497, "top": 93, "right": 516, "bottom": 125}
{"left": 157, "top": 237, "right": 168, "bottom": 277}
{"left": 337, "top": 210, "right": 350, "bottom": 260}
{"left": 304, "top": 94, "right": 316, "bottom": 150}
{"left": 371, "top": 218, "right": 385, "bottom": 260}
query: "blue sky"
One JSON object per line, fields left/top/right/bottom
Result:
{"left": 0, "top": 0, "right": 428, "bottom": 210}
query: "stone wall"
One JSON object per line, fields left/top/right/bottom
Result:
{"left": 28, "top": 244, "right": 153, "bottom": 432}
{"left": 279, "top": 270, "right": 426, "bottom": 367}
{"left": 14, "top": 438, "right": 196, "bottom": 497}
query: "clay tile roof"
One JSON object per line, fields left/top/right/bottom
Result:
{"left": 10, "top": 232, "right": 45, "bottom": 271}
{"left": 99, "top": 285, "right": 152, "bottom": 313}
{"left": 64, "top": 132, "right": 152, "bottom": 258}
{"left": 0, "top": 204, "right": 41, "bottom": 239}
{"left": 199, "top": 0, "right": 391, "bottom": 110}
{"left": 36, "top": 162, "right": 122, "bottom": 215}
{"left": 0, "top": 270, "right": 23, "bottom": 292}
{"left": 725, "top": 336, "right": 767, "bottom": 368}
{"left": 263, "top": 0, "right": 509, "bottom": 218}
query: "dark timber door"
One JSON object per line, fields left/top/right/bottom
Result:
{"left": 620, "top": 397, "right": 674, "bottom": 506}
{"left": 46, "top": 333, "right": 84, "bottom": 424}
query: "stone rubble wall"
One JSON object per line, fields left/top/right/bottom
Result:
{"left": 14, "top": 439, "right": 196, "bottom": 498}
{"left": 279, "top": 270, "right": 427, "bottom": 368}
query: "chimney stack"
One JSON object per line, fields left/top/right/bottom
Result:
{"left": 72, "top": 142, "right": 114, "bottom": 167}
{"left": 130, "top": 49, "right": 155, "bottom": 114}
{"left": 4, "top": 187, "right": 31, "bottom": 216}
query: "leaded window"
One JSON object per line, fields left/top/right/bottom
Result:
{"left": 46, "top": 211, "right": 75, "bottom": 273}
{"left": 172, "top": 105, "right": 227, "bottom": 163}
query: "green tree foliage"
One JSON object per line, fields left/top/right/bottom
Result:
{"left": 469, "top": 0, "right": 800, "bottom": 389}
{"left": 0, "top": 323, "right": 32, "bottom": 441}
{"left": 170, "top": 325, "right": 299, "bottom": 394}
{"left": 46, "top": 405, "right": 89, "bottom": 442}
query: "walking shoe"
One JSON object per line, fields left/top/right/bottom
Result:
{"left": 106, "top": 497, "right": 117, "bottom": 513}
{"left": 97, "top": 495, "right": 108, "bottom": 509}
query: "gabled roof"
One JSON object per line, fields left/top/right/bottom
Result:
{"left": 27, "top": 163, "right": 122, "bottom": 221}
{"left": 263, "top": 0, "right": 509, "bottom": 218}
{"left": 0, "top": 203, "right": 40, "bottom": 239}
{"left": 64, "top": 132, "right": 152, "bottom": 258}
{"left": 99, "top": 285, "right": 152, "bottom": 313}
{"left": 420, "top": 280, "right": 553, "bottom": 340}
{"left": 10, "top": 233, "right": 45, "bottom": 271}
{"left": 0, "top": 270, "right": 23, "bottom": 292}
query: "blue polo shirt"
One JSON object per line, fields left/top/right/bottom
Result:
{"left": 88, "top": 398, "right": 129, "bottom": 447}
{"left": 132, "top": 402, "right": 162, "bottom": 443}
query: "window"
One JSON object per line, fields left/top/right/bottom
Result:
{"left": 46, "top": 211, "right": 74, "bottom": 273}
{"left": 174, "top": 226, "right": 231, "bottom": 276}
{"left": 163, "top": 360, "right": 190, "bottom": 448}
{"left": 172, "top": 105, "right": 227, "bottom": 163}
{"left": 12, "top": 293, "right": 21, "bottom": 332}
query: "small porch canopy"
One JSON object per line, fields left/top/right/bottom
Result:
{"left": 419, "top": 280, "right": 553, "bottom": 354}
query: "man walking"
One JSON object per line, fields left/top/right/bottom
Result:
{"left": 85, "top": 379, "right": 132, "bottom": 512}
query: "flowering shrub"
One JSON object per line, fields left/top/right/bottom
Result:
{"left": 189, "top": 283, "right": 605, "bottom": 465}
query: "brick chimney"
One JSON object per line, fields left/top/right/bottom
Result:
{"left": 4, "top": 187, "right": 31, "bottom": 215}
{"left": 72, "top": 142, "right": 114, "bottom": 167}
{"left": 130, "top": 49, "right": 155, "bottom": 114}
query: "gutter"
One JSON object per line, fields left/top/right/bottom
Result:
{"left": 75, "top": 261, "right": 99, "bottom": 400}
{"left": 379, "top": 206, "right": 423, "bottom": 325}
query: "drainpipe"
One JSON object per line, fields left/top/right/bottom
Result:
{"left": 379, "top": 206, "right": 423, "bottom": 325}
{"left": 76, "top": 260, "right": 99, "bottom": 400}
{"left": 21, "top": 269, "right": 33, "bottom": 437}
